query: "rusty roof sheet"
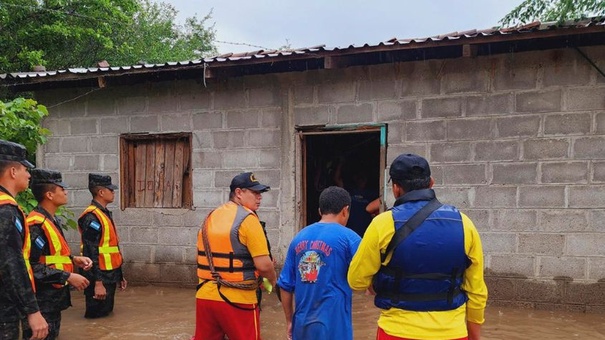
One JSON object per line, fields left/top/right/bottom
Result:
{"left": 1, "top": 17, "right": 604, "bottom": 81}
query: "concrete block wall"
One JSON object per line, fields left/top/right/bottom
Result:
{"left": 35, "top": 45, "right": 605, "bottom": 309}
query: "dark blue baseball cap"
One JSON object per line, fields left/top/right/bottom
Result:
{"left": 30, "top": 169, "right": 68, "bottom": 188}
{"left": 389, "top": 153, "right": 431, "bottom": 181}
{"left": 0, "top": 140, "right": 34, "bottom": 168}
{"left": 230, "top": 172, "right": 270, "bottom": 192}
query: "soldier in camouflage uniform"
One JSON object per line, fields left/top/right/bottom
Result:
{"left": 23, "top": 169, "right": 93, "bottom": 339}
{"left": 0, "top": 140, "right": 48, "bottom": 340}
{"left": 78, "top": 173, "right": 127, "bottom": 319}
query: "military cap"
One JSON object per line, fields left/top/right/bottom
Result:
{"left": 88, "top": 173, "right": 118, "bottom": 190}
{"left": 30, "top": 169, "right": 68, "bottom": 188}
{"left": 389, "top": 153, "right": 431, "bottom": 181}
{"left": 0, "top": 140, "right": 34, "bottom": 168}
{"left": 230, "top": 172, "right": 270, "bottom": 192}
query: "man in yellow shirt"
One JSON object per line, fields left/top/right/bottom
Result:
{"left": 194, "top": 172, "right": 277, "bottom": 340}
{"left": 348, "top": 154, "right": 488, "bottom": 340}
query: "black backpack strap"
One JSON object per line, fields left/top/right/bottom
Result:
{"left": 381, "top": 198, "right": 442, "bottom": 263}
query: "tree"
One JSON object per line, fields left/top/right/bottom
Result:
{"left": 501, "top": 0, "right": 605, "bottom": 27}
{"left": 0, "top": 0, "right": 216, "bottom": 73}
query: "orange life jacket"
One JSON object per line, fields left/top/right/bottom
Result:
{"left": 27, "top": 210, "right": 73, "bottom": 289}
{"left": 0, "top": 193, "right": 35, "bottom": 292}
{"left": 197, "top": 202, "right": 258, "bottom": 283}
{"left": 79, "top": 205, "right": 123, "bottom": 270}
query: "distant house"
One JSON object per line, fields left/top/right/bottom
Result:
{"left": 2, "top": 18, "right": 605, "bottom": 310}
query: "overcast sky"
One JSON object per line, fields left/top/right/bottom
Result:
{"left": 161, "top": 0, "right": 523, "bottom": 54}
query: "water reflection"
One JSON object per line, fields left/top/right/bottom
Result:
{"left": 58, "top": 285, "right": 605, "bottom": 339}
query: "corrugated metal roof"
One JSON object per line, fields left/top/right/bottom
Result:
{"left": 1, "top": 17, "right": 604, "bottom": 81}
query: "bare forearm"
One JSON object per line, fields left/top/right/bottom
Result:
{"left": 467, "top": 321, "right": 481, "bottom": 340}
{"left": 280, "top": 289, "right": 294, "bottom": 322}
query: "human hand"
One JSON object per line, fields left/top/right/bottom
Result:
{"left": 120, "top": 278, "right": 128, "bottom": 291}
{"left": 94, "top": 281, "right": 107, "bottom": 300}
{"left": 73, "top": 256, "right": 93, "bottom": 271}
{"left": 67, "top": 273, "right": 90, "bottom": 291}
{"left": 27, "top": 311, "right": 48, "bottom": 340}
{"left": 286, "top": 321, "right": 293, "bottom": 340}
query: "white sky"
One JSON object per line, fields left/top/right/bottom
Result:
{"left": 161, "top": 0, "right": 523, "bottom": 54}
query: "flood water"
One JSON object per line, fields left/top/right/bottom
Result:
{"left": 59, "top": 285, "right": 605, "bottom": 339}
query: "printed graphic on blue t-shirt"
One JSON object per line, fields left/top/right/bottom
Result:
{"left": 298, "top": 251, "right": 325, "bottom": 283}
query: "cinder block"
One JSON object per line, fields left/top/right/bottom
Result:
{"left": 474, "top": 141, "right": 519, "bottom": 161}
{"left": 121, "top": 244, "right": 152, "bottom": 262}
{"left": 90, "top": 136, "right": 118, "bottom": 153}
{"left": 262, "top": 108, "right": 282, "bottom": 128}
{"left": 336, "top": 103, "right": 374, "bottom": 124}
{"left": 116, "top": 96, "right": 146, "bottom": 115}
{"left": 466, "top": 93, "right": 514, "bottom": 116}
{"left": 155, "top": 246, "right": 184, "bottom": 263}
{"left": 161, "top": 114, "right": 192, "bottom": 132}
{"left": 515, "top": 280, "right": 562, "bottom": 303}
{"left": 222, "top": 150, "right": 259, "bottom": 168}
{"left": 214, "top": 90, "right": 246, "bottom": 110}
{"left": 400, "top": 60, "right": 441, "bottom": 96}
{"left": 519, "top": 186, "right": 565, "bottom": 207}
{"left": 566, "top": 234, "right": 605, "bottom": 256}
{"left": 100, "top": 117, "right": 129, "bottom": 134}
{"left": 130, "top": 116, "right": 159, "bottom": 132}
{"left": 495, "top": 115, "right": 541, "bottom": 138}
{"left": 386, "top": 144, "right": 428, "bottom": 164}
{"left": 544, "top": 113, "right": 591, "bottom": 135}
{"left": 130, "top": 227, "right": 158, "bottom": 244}
{"left": 489, "top": 254, "right": 535, "bottom": 277}
{"left": 70, "top": 118, "right": 97, "bottom": 135}
{"left": 573, "top": 137, "right": 605, "bottom": 159}
{"left": 474, "top": 186, "right": 517, "bottom": 208}
{"left": 519, "top": 234, "right": 564, "bottom": 255}
{"left": 123, "top": 263, "right": 161, "bottom": 283}
{"left": 248, "top": 130, "right": 281, "bottom": 147}
{"left": 441, "top": 164, "right": 487, "bottom": 185}
{"left": 158, "top": 227, "right": 197, "bottom": 245}
{"left": 43, "top": 118, "right": 70, "bottom": 135}
{"left": 318, "top": 82, "right": 357, "bottom": 103}
{"left": 492, "top": 163, "right": 538, "bottom": 184}
{"left": 160, "top": 263, "right": 197, "bottom": 283}
{"left": 248, "top": 87, "right": 280, "bottom": 107}
{"left": 102, "top": 154, "right": 118, "bottom": 171}
{"left": 226, "top": 109, "right": 260, "bottom": 129}
{"left": 447, "top": 118, "right": 493, "bottom": 141}
{"left": 429, "top": 142, "right": 472, "bottom": 163}
{"left": 539, "top": 210, "right": 589, "bottom": 232}
{"left": 492, "top": 55, "right": 539, "bottom": 91}
{"left": 597, "top": 112, "right": 605, "bottom": 134}
{"left": 192, "top": 112, "right": 223, "bottom": 130}
{"left": 516, "top": 89, "right": 562, "bottom": 113}
{"left": 44, "top": 138, "right": 61, "bottom": 153}
{"left": 523, "top": 138, "right": 569, "bottom": 160}
{"left": 293, "top": 85, "right": 314, "bottom": 105}
{"left": 73, "top": 155, "right": 101, "bottom": 171}
{"left": 442, "top": 61, "right": 488, "bottom": 94}
{"left": 569, "top": 185, "right": 605, "bottom": 208}
{"left": 191, "top": 151, "right": 222, "bottom": 169}
{"left": 566, "top": 87, "right": 605, "bottom": 111}
{"left": 462, "top": 209, "right": 490, "bottom": 231}
{"left": 193, "top": 190, "right": 225, "bottom": 208}
{"left": 153, "top": 212, "right": 184, "bottom": 227}
{"left": 192, "top": 169, "right": 214, "bottom": 189}
{"left": 421, "top": 97, "right": 463, "bottom": 119}
{"left": 293, "top": 106, "right": 330, "bottom": 126}
{"left": 481, "top": 232, "right": 517, "bottom": 253}
{"left": 358, "top": 79, "right": 398, "bottom": 101}
{"left": 432, "top": 187, "right": 471, "bottom": 208}
{"left": 45, "top": 155, "right": 72, "bottom": 170}
{"left": 248, "top": 169, "right": 280, "bottom": 188}
{"left": 258, "top": 190, "right": 278, "bottom": 208}
{"left": 563, "top": 281, "right": 605, "bottom": 306}
{"left": 61, "top": 136, "right": 89, "bottom": 153}
{"left": 484, "top": 277, "right": 516, "bottom": 300}
{"left": 542, "top": 50, "right": 592, "bottom": 87}
{"left": 405, "top": 121, "right": 446, "bottom": 141}
{"left": 593, "top": 161, "right": 605, "bottom": 182}
{"left": 178, "top": 88, "right": 211, "bottom": 111}
{"left": 588, "top": 257, "right": 605, "bottom": 280}
{"left": 148, "top": 93, "right": 178, "bottom": 113}
{"left": 376, "top": 100, "right": 416, "bottom": 122}
{"left": 212, "top": 130, "right": 245, "bottom": 149}
{"left": 87, "top": 97, "right": 116, "bottom": 116}
{"left": 493, "top": 210, "right": 537, "bottom": 231}
{"left": 259, "top": 149, "right": 281, "bottom": 168}
{"left": 541, "top": 161, "right": 589, "bottom": 183}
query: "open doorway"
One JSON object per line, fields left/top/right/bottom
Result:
{"left": 299, "top": 126, "right": 386, "bottom": 237}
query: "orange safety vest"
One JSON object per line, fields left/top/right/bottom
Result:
{"left": 27, "top": 210, "right": 74, "bottom": 289}
{"left": 79, "top": 205, "right": 123, "bottom": 270}
{"left": 0, "top": 193, "right": 35, "bottom": 292}
{"left": 197, "top": 203, "right": 258, "bottom": 283}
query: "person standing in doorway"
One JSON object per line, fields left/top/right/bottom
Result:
{"left": 24, "top": 169, "right": 93, "bottom": 339}
{"left": 0, "top": 140, "right": 48, "bottom": 340}
{"left": 194, "top": 172, "right": 277, "bottom": 340}
{"left": 78, "top": 173, "right": 126, "bottom": 319}
{"left": 348, "top": 153, "right": 488, "bottom": 340}
{"left": 278, "top": 186, "right": 361, "bottom": 340}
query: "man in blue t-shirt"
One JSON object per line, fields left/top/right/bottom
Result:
{"left": 278, "top": 186, "right": 361, "bottom": 340}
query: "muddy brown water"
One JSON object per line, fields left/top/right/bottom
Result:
{"left": 58, "top": 285, "right": 605, "bottom": 339}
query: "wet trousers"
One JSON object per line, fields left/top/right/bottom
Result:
{"left": 22, "top": 311, "right": 61, "bottom": 340}
{"left": 194, "top": 299, "right": 260, "bottom": 340}
{"left": 84, "top": 282, "right": 117, "bottom": 318}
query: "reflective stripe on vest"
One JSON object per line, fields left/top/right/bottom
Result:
{"left": 0, "top": 193, "right": 36, "bottom": 292}
{"left": 27, "top": 211, "right": 74, "bottom": 289}
{"left": 197, "top": 203, "right": 257, "bottom": 283}
{"left": 79, "top": 205, "right": 123, "bottom": 270}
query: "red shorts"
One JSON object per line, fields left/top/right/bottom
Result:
{"left": 377, "top": 327, "right": 468, "bottom": 340}
{"left": 194, "top": 299, "right": 260, "bottom": 340}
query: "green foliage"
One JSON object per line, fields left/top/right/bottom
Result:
{"left": 0, "top": 0, "right": 216, "bottom": 73}
{"left": 0, "top": 97, "right": 49, "bottom": 161}
{"left": 501, "top": 0, "right": 605, "bottom": 26}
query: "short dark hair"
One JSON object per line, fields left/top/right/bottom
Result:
{"left": 393, "top": 176, "right": 431, "bottom": 193}
{"left": 89, "top": 186, "right": 102, "bottom": 197}
{"left": 318, "top": 186, "right": 351, "bottom": 215}
{"left": 0, "top": 160, "right": 19, "bottom": 176}
{"left": 32, "top": 183, "right": 57, "bottom": 202}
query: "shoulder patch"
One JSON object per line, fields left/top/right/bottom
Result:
{"left": 14, "top": 217, "right": 23, "bottom": 233}
{"left": 35, "top": 236, "right": 46, "bottom": 249}
{"left": 89, "top": 221, "right": 101, "bottom": 231}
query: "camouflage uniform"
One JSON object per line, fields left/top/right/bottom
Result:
{"left": 0, "top": 141, "right": 39, "bottom": 340}
{"left": 79, "top": 174, "right": 124, "bottom": 319}
{"left": 23, "top": 168, "right": 74, "bottom": 340}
